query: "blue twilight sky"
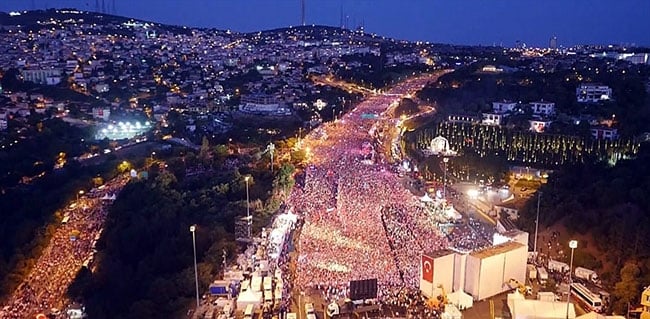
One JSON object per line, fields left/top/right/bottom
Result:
{"left": 1, "top": 0, "right": 649, "bottom": 47}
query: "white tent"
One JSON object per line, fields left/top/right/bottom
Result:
{"left": 447, "top": 290, "right": 473, "bottom": 310}
{"left": 577, "top": 313, "right": 606, "bottom": 319}
{"left": 236, "top": 289, "right": 262, "bottom": 310}
{"left": 420, "top": 193, "right": 434, "bottom": 202}
{"left": 576, "top": 312, "right": 626, "bottom": 319}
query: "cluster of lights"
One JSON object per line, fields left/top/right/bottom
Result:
{"left": 412, "top": 122, "right": 639, "bottom": 166}
{"left": 96, "top": 121, "right": 152, "bottom": 140}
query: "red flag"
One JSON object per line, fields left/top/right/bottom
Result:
{"left": 422, "top": 255, "right": 434, "bottom": 283}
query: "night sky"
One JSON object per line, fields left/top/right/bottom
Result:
{"left": 1, "top": 0, "right": 649, "bottom": 47}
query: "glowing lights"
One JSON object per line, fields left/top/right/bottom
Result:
{"left": 95, "top": 121, "right": 152, "bottom": 140}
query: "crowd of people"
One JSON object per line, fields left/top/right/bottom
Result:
{"left": 287, "top": 74, "right": 458, "bottom": 315}
{"left": 1, "top": 175, "right": 129, "bottom": 319}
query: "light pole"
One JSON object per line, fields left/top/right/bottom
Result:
{"left": 245, "top": 176, "right": 251, "bottom": 239}
{"left": 443, "top": 157, "right": 449, "bottom": 200}
{"left": 566, "top": 240, "right": 578, "bottom": 319}
{"left": 77, "top": 190, "right": 84, "bottom": 201}
{"left": 190, "top": 225, "right": 200, "bottom": 309}
{"left": 534, "top": 191, "right": 542, "bottom": 255}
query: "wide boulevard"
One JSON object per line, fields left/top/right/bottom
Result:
{"left": 287, "top": 71, "right": 450, "bottom": 305}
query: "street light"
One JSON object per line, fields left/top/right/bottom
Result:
{"left": 534, "top": 191, "right": 542, "bottom": 255}
{"left": 244, "top": 176, "right": 251, "bottom": 239}
{"left": 77, "top": 190, "right": 84, "bottom": 201}
{"left": 443, "top": 157, "right": 449, "bottom": 200}
{"left": 567, "top": 239, "right": 578, "bottom": 319}
{"left": 190, "top": 225, "right": 200, "bottom": 309}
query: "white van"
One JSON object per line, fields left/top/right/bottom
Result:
{"left": 244, "top": 304, "right": 254, "bottom": 319}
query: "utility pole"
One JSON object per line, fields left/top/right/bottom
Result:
{"left": 534, "top": 191, "right": 541, "bottom": 255}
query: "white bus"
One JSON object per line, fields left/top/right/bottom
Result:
{"left": 571, "top": 283, "right": 603, "bottom": 313}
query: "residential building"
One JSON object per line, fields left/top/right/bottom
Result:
{"left": 492, "top": 101, "right": 517, "bottom": 114}
{"left": 482, "top": 113, "right": 503, "bottom": 126}
{"left": 530, "top": 101, "right": 555, "bottom": 116}
{"left": 21, "top": 68, "right": 62, "bottom": 85}
{"left": 576, "top": 83, "right": 612, "bottom": 103}
{"left": 591, "top": 126, "right": 618, "bottom": 140}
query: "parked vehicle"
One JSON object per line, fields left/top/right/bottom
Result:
{"left": 575, "top": 267, "right": 601, "bottom": 286}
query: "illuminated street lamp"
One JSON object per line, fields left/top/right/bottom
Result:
{"left": 244, "top": 176, "right": 251, "bottom": 239}
{"left": 77, "top": 190, "right": 84, "bottom": 201}
{"left": 566, "top": 240, "right": 578, "bottom": 319}
{"left": 190, "top": 225, "right": 200, "bottom": 309}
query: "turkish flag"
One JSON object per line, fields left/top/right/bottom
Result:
{"left": 422, "top": 255, "right": 434, "bottom": 283}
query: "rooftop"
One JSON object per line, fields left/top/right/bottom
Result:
{"left": 470, "top": 241, "right": 525, "bottom": 259}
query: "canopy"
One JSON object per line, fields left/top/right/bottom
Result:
{"left": 447, "top": 290, "right": 473, "bottom": 310}
{"left": 420, "top": 193, "right": 434, "bottom": 202}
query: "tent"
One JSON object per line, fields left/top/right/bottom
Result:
{"left": 236, "top": 289, "right": 262, "bottom": 310}
{"left": 420, "top": 193, "right": 434, "bottom": 202}
{"left": 576, "top": 312, "right": 626, "bottom": 319}
{"left": 447, "top": 290, "right": 473, "bottom": 310}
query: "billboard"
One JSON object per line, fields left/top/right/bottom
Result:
{"left": 349, "top": 278, "right": 378, "bottom": 300}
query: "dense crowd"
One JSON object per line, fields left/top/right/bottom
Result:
{"left": 288, "top": 74, "right": 457, "bottom": 313}
{"left": 0, "top": 175, "right": 129, "bottom": 319}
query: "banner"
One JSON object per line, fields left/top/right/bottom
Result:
{"left": 422, "top": 254, "right": 434, "bottom": 283}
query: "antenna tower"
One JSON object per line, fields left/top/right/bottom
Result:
{"left": 301, "top": 0, "right": 306, "bottom": 26}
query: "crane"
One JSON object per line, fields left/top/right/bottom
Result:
{"left": 505, "top": 278, "right": 531, "bottom": 295}
{"left": 426, "top": 284, "right": 449, "bottom": 311}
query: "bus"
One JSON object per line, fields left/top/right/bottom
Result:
{"left": 571, "top": 283, "right": 603, "bottom": 313}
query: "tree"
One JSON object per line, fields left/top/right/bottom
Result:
{"left": 198, "top": 136, "right": 211, "bottom": 166}
{"left": 613, "top": 261, "right": 641, "bottom": 313}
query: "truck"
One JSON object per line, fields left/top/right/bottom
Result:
{"left": 537, "top": 267, "right": 549, "bottom": 285}
{"left": 548, "top": 259, "right": 570, "bottom": 273}
{"left": 575, "top": 267, "right": 601, "bottom": 286}
{"left": 527, "top": 264, "right": 537, "bottom": 282}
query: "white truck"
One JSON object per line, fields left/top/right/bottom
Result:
{"left": 575, "top": 267, "right": 601, "bottom": 286}
{"left": 548, "top": 259, "right": 570, "bottom": 273}
{"left": 537, "top": 267, "right": 549, "bottom": 285}
{"left": 527, "top": 264, "right": 537, "bottom": 282}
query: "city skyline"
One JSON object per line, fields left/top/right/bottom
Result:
{"left": 1, "top": 0, "right": 649, "bottom": 47}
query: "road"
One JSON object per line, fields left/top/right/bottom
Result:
{"left": 0, "top": 175, "right": 130, "bottom": 319}
{"left": 286, "top": 71, "right": 451, "bottom": 317}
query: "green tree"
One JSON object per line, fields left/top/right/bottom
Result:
{"left": 613, "top": 261, "right": 641, "bottom": 313}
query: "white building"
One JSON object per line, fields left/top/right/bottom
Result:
{"left": 21, "top": 68, "right": 62, "bottom": 85}
{"left": 482, "top": 113, "right": 503, "bottom": 126}
{"left": 94, "top": 83, "right": 110, "bottom": 93}
{"left": 591, "top": 126, "right": 618, "bottom": 140}
{"left": 576, "top": 84, "right": 612, "bottom": 103}
{"left": 530, "top": 101, "right": 555, "bottom": 116}
{"left": 492, "top": 101, "right": 517, "bottom": 114}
